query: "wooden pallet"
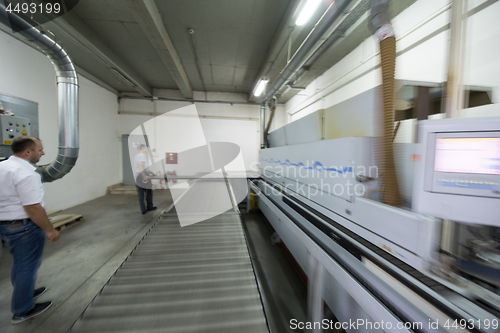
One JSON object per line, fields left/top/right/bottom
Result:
{"left": 46, "top": 210, "right": 62, "bottom": 218}
{"left": 49, "top": 214, "right": 84, "bottom": 231}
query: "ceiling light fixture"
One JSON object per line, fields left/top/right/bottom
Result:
{"left": 254, "top": 79, "right": 268, "bottom": 97}
{"left": 295, "top": 0, "right": 321, "bottom": 26}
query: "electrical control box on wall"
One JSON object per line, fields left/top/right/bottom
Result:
{"left": 0, "top": 115, "right": 31, "bottom": 145}
{"left": 0, "top": 93, "right": 38, "bottom": 159}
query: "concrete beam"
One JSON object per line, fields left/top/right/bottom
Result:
{"left": 46, "top": 11, "right": 153, "bottom": 97}
{"left": 75, "top": 65, "right": 119, "bottom": 95}
{"left": 128, "top": 0, "right": 193, "bottom": 99}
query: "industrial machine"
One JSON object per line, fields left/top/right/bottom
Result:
{"left": 252, "top": 99, "right": 500, "bottom": 332}
{"left": 414, "top": 117, "right": 500, "bottom": 295}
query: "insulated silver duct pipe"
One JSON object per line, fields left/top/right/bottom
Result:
{"left": 0, "top": 4, "right": 79, "bottom": 182}
{"left": 260, "top": 103, "right": 266, "bottom": 149}
{"left": 261, "top": 0, "right": 354, "bottom": 103}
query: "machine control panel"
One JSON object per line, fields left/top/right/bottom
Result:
{"left": 425, "top": 133, "right": 500, "bottom": 199}
{"left": 413, "top": 117, "right": 500, "bottom": 226}
{"left": 0, "top": 115, "right": 31, "bottom": 145}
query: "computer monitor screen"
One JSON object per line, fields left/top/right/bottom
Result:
{"left": 434, "top": 137, "right": 500, "bottom": 175}
{"left": 416, "top": 118, "right": 500, "bottom": 226}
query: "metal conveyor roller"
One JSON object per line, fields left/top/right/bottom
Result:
{"left": 69, "top": 212, "right": 269, "bottom": 333}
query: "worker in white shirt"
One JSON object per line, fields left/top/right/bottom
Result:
{"left": 0, "top": 136, "right": 60, "bottom": 324}
{"left": 133, "top": 144, "right": 156, "bottom": 214}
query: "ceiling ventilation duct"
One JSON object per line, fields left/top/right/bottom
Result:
{"left": 259, "top": 0, "right": 355, "bottom": 149}
{"left": 0, "top": 3, "right": 79, "bottom": 182}
{"left": 261, "top": 0, "right": 355, "bottom": 103}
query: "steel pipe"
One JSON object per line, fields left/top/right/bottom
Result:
{"left": 260, "top": 103, "right": 266, "bottom": 149}
{"left": 0, "top": 4, "right": 79, "bottom": 182}
{"left": 262, "top": 0, "right": 354, "bottom": 103}
{"left": 264, "top": 98, "right": 277, "bottom": 148}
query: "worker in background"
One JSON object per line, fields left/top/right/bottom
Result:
{"left": 0, "top": 136, "right": 60, "bottom": 325}
{"left": 133, "top": 144, "right": 157, "bottom": 214}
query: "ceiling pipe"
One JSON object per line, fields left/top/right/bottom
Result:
{"left": 260, "top": 103, "right": 266, "bottom": 149}
{"left": 288, "top": 30, "right": 345, "bottom": 86}
{"left": 249, "top": 0, "right": 301, "bottom": 102}
{"left": 286, "top": 0, "right": 367, "bottom": 89}
{"left": 121, "top": 95, "right": 261, "bottom": 106}
{"left": 264, "top": 97, "right": 278, "bottom": 148}
{"left": 0, "top": 4, "right": 79, "bottom": 182}
{"left": 261, "top": 0, "right": 355, "bottom": 103}
{"left": 286, "top": 84, "right": 306, "bottom": 90}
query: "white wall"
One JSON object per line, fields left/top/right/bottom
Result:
{"left": 286, "top": 0, "right": 500, "bottom": 121}
{"left": 0, "top": 31, "right": 121, "bottom": 211}
{"left": 119, "top": 98, "right": 284, "bottom": 171}
{"left": 200, "top": 117, "right": 259, "bottom": 171}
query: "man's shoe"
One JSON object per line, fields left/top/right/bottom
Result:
{"left": 142, "top": 211, "right": 147, "bottom": 215}
{"left": 11, "top": 302, "right": 52, "bottom": 324}
{"left": 147, "top": 207, "right": 157, "bottom": 211}
{"left": 33, "top": 287, "right": 46, "bottom": 300}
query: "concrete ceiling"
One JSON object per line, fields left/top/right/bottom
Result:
{"left": 34, "top": 0, "right": 415, "bottom": 103}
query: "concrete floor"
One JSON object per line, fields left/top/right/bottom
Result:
{"left": 242, "top": 212, "right": 308, "bottom": 333}
{"left": 0, "top": 190, "right": 172, "bottom": 333}
{"left": 0, "top": 190, "right": 308, "bottom": 333}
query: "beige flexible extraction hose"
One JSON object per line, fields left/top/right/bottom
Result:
{"left": 370, "top": 1, "right": 402, "bottom": 206}
{"left": 378, "top": 28, "right": 402, "bottom": 206}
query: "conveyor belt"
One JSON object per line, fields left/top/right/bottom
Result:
{"left": 69, "top": 213, "right": 269, "bottom": 333}
{"left": 255, "top": 178, "right": 497, "bottom": 332}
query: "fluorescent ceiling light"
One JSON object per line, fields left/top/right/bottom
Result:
{"left": 254, "top": 79, "right": 268, "bottom": 97}
{"left": 295, "top": 0, "right": 321, "bottom": 26}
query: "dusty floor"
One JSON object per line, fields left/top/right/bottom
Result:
{"left": 0, "top": 190, "right": 172, "bottom": 333}
{"left": 0, "top": 189, "right": 307, "bottom": 333}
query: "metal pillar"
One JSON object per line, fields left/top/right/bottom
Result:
{"left": 445, "top": 0, "right": 468, "bottom": 119}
